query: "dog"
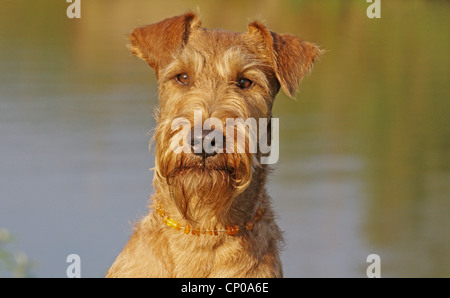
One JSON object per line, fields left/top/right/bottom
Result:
{"left": 106, "top": 12, "right": 320, "bottom": 278}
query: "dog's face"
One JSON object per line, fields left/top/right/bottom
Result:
{"left": 129, "top": 13, "right": 320, "bottom": 220}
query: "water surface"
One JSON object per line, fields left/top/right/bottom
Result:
{"left": 0, "top": 0, "right": 448, "bottom": 277}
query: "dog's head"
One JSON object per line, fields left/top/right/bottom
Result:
{"left": 129, "top": 12, "right": 320, "bottom": 220}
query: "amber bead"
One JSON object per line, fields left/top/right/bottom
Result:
{"left": 253, "top": 207, "right": 264, "bottom": 222}
{"left": 202, "top": 228, "right": 207, "bottom": 235}
{"left": 245, "top": 221, "right": 254, "bottom": 231}
{"left": 226, "top": 226, "right": 239, "bottom": 236}
{"left": 213, "top": 228, "right": 218, "bottom": 236}
{"left": 184, "top": 225, "right": 190, "bottom": 234}
{"left": 157, "top": 207, "right": 165, "bottom": 218}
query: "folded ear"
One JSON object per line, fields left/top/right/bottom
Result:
{"left": 248, "top": 22, "right": 322, "bottom": 98}
{"left": 128, "top": 12, "right": 201, "bottom": 74}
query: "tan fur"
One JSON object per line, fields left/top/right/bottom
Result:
{"left": 106, "top": 12, "right": 320, "bottom": 278}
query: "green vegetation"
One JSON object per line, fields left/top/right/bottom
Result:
{"left": 0, "top": 228, "right": 34, "bottom": 278}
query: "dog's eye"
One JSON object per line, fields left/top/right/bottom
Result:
{"left": 236, "top": 78, "right": 253, "bottom": 89}
{"left": 176, "top": 73, "right": 190, "bottom": 85}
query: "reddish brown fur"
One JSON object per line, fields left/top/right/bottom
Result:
{"left": 107, "top": 12, "right": 320, "bottom": 278}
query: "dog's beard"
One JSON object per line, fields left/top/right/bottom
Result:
{"left": 153, "top": 109, "right": 261, "bottom": 222}
{"left": 155, "top": 148, "right": 252, "bottom": 222}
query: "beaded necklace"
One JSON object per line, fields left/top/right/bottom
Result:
{"left": 155, "top": 203, "right": 264, "bottom": 236}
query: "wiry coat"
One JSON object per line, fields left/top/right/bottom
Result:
{"left": 106, "top": 12, "right": 320, "bottom": 278}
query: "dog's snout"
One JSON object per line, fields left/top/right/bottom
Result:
{"left": 191, "top": 129, "right": 223, "bottom": 159}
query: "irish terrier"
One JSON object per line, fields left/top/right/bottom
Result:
{"left": 106, "top": 12, "right": 320, "bottom": 278}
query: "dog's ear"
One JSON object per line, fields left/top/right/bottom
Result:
{"left": 129, "top": 12, "right": 201, "bottom": 74}
{"left": 248, "top": 22, "right": 321, "bottom": 98}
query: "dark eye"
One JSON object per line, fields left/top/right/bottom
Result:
{"left": 236, "top": 78, "right": 253, "bottom": 89}
{"left": 176, "top": 73, "right": 190, "bottom": 85}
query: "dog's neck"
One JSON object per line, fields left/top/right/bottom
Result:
{"left": 153, "top": 195, "right": 265, "bottom": 236}
{"left": 152, "top": 165, "right": 268, "bottom": 231}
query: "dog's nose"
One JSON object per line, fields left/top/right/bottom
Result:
{"left": 191, "top": 129, "right": 223, "bottom": 159}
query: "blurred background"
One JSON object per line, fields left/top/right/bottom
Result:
{"left": 0, "top": 0, "right": 448, "bottom": 277}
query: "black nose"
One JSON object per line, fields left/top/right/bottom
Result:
{"left": 191, "top": 129, "right": 224, "bottom": 159}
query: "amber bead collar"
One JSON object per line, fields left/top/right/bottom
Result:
{"left": 155, "top": 203, "right": 264, "bottom": 236}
